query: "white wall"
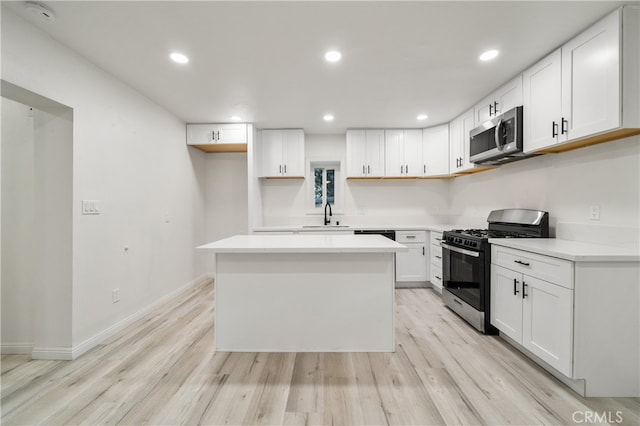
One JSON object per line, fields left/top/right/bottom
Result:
{"left": 1, "top": 9, "right": 207, "bottom": 357}
{"left": 261, "top": 134, "right": 451, "bottom": 226}
{"left": 204, "top": 152, "right": 248, "bottom": 270}
{"left": 449, "top": 135, "right": 640, "bottom": 246}
{"left": 1, "top": 98, "right": 36, "bottom": 351}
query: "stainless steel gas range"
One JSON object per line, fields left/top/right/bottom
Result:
{"left": 441, "top": 209, "right": 549, "bottom": 334}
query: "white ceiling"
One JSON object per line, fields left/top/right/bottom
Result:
{"left": 3, "top": 1, "right": 626, "bottom": 133}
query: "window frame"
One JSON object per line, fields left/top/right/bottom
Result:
{"left": 306, "top": 159, "right": 344, "bottom": 215}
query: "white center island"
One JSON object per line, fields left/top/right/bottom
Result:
{"left": 197, "top": 234, "right": 407, "bottom": 352}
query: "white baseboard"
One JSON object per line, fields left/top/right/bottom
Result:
{"left": 32, "top": 346, "right": 73, "bottom": 360}
{"left": 1, "top": 342, "right": 34, "bottom": 355}
{"left": 71, "top": 274, "right": 210, "bottom": 360}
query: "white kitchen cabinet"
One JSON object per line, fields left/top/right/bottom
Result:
{"left": 473, "top": 75, "right": 523, "bottom": 125}
{"left": 186, "top": 123, "right": 248, "bottom": 152}
{"left": 523, "top": 49, "right": 566, "bottom": 153}
{"left": 421, "top": 125, "right": 449, "bottom": 177}
{"left": 491, "top": 246, "right": 574, "bottom": 377}
{"left": 395, "top": 231, "right": 427, "bottom": 283}
{"left": 429, "top": 231, "right": 443, "bottom": 291}
{"left": 562, "top": 8, "right": 623, "bottom": 141}
{"left": 346, "top": 129, "right": 385, "bottom": 177}
{"left": 260, "top": 129, "right": 305, "bottom": 178}
{"left": 524, "top": 6, "right": 639, "bottom": 154}
{"left": 449, "top": 108, "right": 476, "bottom": 173}
{"left": 384, "top": 130, "right": 422, "bottom": 177}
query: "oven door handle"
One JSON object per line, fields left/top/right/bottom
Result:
{"left": 440, "top": 242, "right": 480, "bottom": 258}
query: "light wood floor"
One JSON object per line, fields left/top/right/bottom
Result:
{"left": 2, "top": 280, "right": 639, "bottom": 425}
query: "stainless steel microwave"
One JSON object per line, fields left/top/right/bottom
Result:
{"left": 469, "top": 106, "right": 526, "bottom": 165}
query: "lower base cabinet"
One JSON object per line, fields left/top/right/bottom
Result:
{"left": 429, "top": 231, "right": 443, "bottom": 291}
{"left": 491, "top": 264, "right": 573, "bottom": 376}
{"left": 395, "top": 231, "right": 427, "bottom": 283}
{"left": 491, "top": 243, "right": 640, "bottom": 397}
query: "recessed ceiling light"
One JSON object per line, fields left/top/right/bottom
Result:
{"left": 324, "top": 51, "right": 342, "bottom": 63}
{"left": 230, "top": 116, "right": 241, "bottom": 121}
{"left": 170, "top": 52, "right": 189, "bottom": 64}
{"left": 417, "top": 114, "right": 428, "bottom": 121}
{"left": 479, "top": 49, "right": 499, "bottom": 61}
{"left": 323, "top": 114, "right": 335, "bottom": 122}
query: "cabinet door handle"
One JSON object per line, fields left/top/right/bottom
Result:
{"left": 400, "top": 165, "right": 404, "bottom": 174}
{"left": 435, "top": 275, "right": 441, "bottom": 280}
{"left": 279, "top": 165, "right": 282, "bottom": 174}
{"left": 489, "top": 103, "right": 493, "bottom": 116}
{"left": 552, "top": 121, "right": 558, "bottom": 138}
{"left": 368, "top": 165, "right": 370, "bottom": 174}
{"left": 407, "top": 235, "right": 416, "bottom": 239}
{"left": 422, "top": 247, "right": 425, "bottom": 256}
{"left": 514, "top": 260, "right": 530, "bottom": 266}
{"left": 435, "top": 255, "right": 441, "bottom": 259}
{"left": 561, "top": 117, "right": 568, "bottom": 135}
{"left": 493, "top": 101, "right": 499, "bottom": 115}
{"left": 212, "top": 131, "right": 216, "bottom": 141}
{"left": 284, "top": 164, "right": 287, "bottom": 174}
{"left": 363, "top": 165, "right": 366, "bottom": 175}
{"left": 435, "top": 238, "right": 442, "bottom": 242}
{"left": 406, "top": 164, "right": 409, "bottom": 174}
{"left": 522, "top": 281, "right": 528, "bottom": 299}
{"left": 513, "top": 278, "right": 520, "bottom": 296}
{"left": 424, "top": 164, "right": 426, "bottom": 174}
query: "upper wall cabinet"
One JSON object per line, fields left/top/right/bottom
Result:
{"left": 421, "top": 125, "right": 449, "bottom": 177}
{"left": 346, "top": 129, "right": 385, "bottom": 178}
{"left": 523, "top": 49, "right": 565, "bottom": 152}
{"left": 384, "top": 129, "right": 422, "bottom": 177}
{"left": 524, "top": 6, "right": 640, "bottom": 154}
{"left": 473, "top": 75, "right": 523, "bottom": 126}
{"left": 260, "top": 129, "right": 305, "bottom": 178}
{"left": 186, "top": 123, "right": 248, "bottom": 152}
{"left": 449, "top": 108, "right": 478, "bottom": 173}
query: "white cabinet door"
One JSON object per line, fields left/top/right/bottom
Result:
{"left": 365, "top": 130, "right": 386, "bottom": 177}
{"left": 561, "top": 10, "right": 620, "bottom": 141}
{"left": 458, "top": 109, "right": 476, "bottom": 172}
{"left": 523, "top": 49, "right": 565, "bottom": 153}
{"left": 490, "top": 265, "right": 523, "bottom": 342}
{"left": 422, "top": 125, "right": 449, "bottom": 176}
{"left": 384, "top": 130, "right": 404, "bottom": 177}
{"left": 282, "top": 129, "right": 305, "bottom": 177}
{"left": 346, "top": 130, "right": 385, "bottom": 177}
{"left": 403, "top": 129, "right": 422, "bottom": 177}
{"left": 449, "top": 116, "right": 463, "bottom": 172}
{"left": 474, "top": 76, "right": 523, "bottom": 125}
{"left": 261, "top": 130, "right": 284, "bottom": 177}
{"left": 187, "top": 123, "right": 247, "bottom": 145}
{"left": 261, "top": 129, "right": 305, "bottom": 177}
{"left": 522, "top": 275, "right": 573, "bottom": 376}
{"left": 346, "top": 130, "right": 367, "bottom": 177}
{"left": 395, "top": 244, "right": 427, "bottom": 282}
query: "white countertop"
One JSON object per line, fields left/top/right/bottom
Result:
{"left": 489, "top": 238, "right": 640, "bottom": 262}
{"left": 252, "top": 224, "right": 459, "bottom": 233}
{"left": 197, "top": 234, "right": 408, "bottom": 254}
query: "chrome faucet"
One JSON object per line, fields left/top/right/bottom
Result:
{"left": 324, "top": 201, "right": 332, "bottom": 225}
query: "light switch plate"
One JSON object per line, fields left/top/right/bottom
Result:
{"left": 589, "top": 205, "right": 600, "bottom": 220}
{"left": 82, "top": 200, "right": 100, "bottom": 215}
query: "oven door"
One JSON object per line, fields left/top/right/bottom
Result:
{"left": 441, "top": 243, "right": 486, "bottom": 311}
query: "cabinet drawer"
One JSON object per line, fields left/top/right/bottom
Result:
{"left": 430, "top": 231, "right": 443, "bottom": 246}
{"left": 492, "top": 245, "right": 574, "bottom": 289}
{"left": 396, "top": 230, "right": 426, "bottom": 243}
{"left": 430, "top": 248, "right": 443, "bottom": 267}
{"left": 430, "top": 264, "right": 443, "bottom": 289}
